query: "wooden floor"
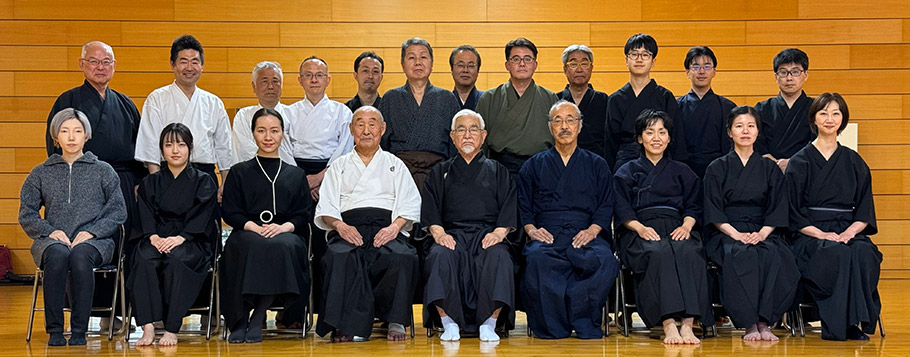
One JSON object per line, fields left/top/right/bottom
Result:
{"left": 3, "top": 280, "right": 908, "bottom": 356}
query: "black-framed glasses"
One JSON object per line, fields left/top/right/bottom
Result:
{"left": 775, "top": 68, "right": 805, "bottom": 77}
{"left": 509, "top": 56, "right": 535, "bottom": 64}
{"left": 626, "top": 51, "right": 653, "bottom": 60}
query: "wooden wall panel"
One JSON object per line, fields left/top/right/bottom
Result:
{"left": 0, "top": 1, "right": 12, "bottom": 19}
{"left": 591, "top": 22, "right": 746, "bottom": 47}
{"left": 803, "top": 70, "right": 910, "bottom": 96}
{"left": 0, "top": 21, "right": 121, "bottom": 46}
{"left": 280, "top": 23, "right": 436, "bottom": 48}
{"left": 0, "top": 149, "right": 44, "bottom": 172}
{"left": 436, "top": 23, "right": 590, "bottom": 48}
{"left": 0, "top": 46, "right": 68, "bottom": 71}
{"left": 797, "top": 0, "right": 910, "bottom": 19}
{"left": 121, "top": 22, "right": 280, "bottom": 47}
{"left": 842, "top": 95, "right": 904, "bottom": 120}
{"left": 642, "top": 0, "right": 796, "bottom": 21}
{"left": 487, "top": 0, "right": 640, "bottom": 22}
{"left": 746, "top": 20, "right": 903, "bottom": 45}
{"left": 858, "top": 121, "right": 910, "bottom": 145}
{"left": 11, "top": 0, "right": 174, "bottom": 21}
{"left": 0, "top": 224, "right": 29, "bottom": 249}
{"left": 0, "top": 198, "right": 18, "bottom": 224}
{"left": 861, "top": 146, "right": 910, "bottom": 170}
{"left": 9, "top": 248, "right": 36, "bottom": 275}
{"left": 0, "top": 72, "right": 13, "bottom": 96}
{"left": 0, "top": 123, "right": 43, "bottom": 148}
{"left": 173, "top": 0, "right": 329, "bottom": 22}
{"left": 0, "top": 174, "right": 25, "bottom": 199}
{"left": 872, "top": 171, "right": 910, "bottom": 195}
{"left": 333, "top": 0, "right": 487, "bottom": 22}
{"left": 875, "top": 196, "right": 910, "bottom": 220}
{"left": 850, "top": 45, "right": 910, "bottom": 70}
{"left": 0, "top": 97, "right": 56, "bottom": 122}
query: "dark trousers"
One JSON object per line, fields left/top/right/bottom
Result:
{"left": 42, "top": 243, "right": 102, "bottom": 334}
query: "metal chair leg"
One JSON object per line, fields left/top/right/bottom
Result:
{"left": 878, "top": 314, "right": 885, "bottom": 337}
{"left": 797, "top": 307, "right": 806, "bottom": 337}
{"left": 26, "top": 270, "right": 41, "bottom": 342}
{"left": 619, "top": 270, "right": 630, "bottom": 337}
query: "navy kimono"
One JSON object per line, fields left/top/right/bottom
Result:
{"left": 518, "top": 147, "right": 619, "bottom": 339}
{"left": 703, "top": 151, "right": 799, "bottom": 328}
{"left": 453, "top": 87, "right": 484, "bottom": 111}
{"left": 676, "top": 89, "right": 736, "bottom": 177}
{"left": 606, "top": 79, "right": 688, "bottom": 172}
{"left": 754, "top": 92, "right": 815, "bottom": 160}
{"left": 613, "top": 156, "right": 711, "bottom": 327}
{"left": 786, "top": 143, "right": 881, "bottom": 340}
{"left": 558, "top": 84, "right": 609, "bottom": 159}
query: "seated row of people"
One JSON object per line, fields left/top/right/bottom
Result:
{"left": 21, "top": 92, "right": 879, "bottom": 347}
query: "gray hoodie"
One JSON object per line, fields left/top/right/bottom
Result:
{"left": 19, "top": 151, "right": 126, "bottom": 266}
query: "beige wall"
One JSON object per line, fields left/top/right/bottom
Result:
{"left": 1, "top": 0, "right": 909, "bottom": 277}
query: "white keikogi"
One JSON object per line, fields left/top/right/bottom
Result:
{"left": 231, "top": 102, "right": 298, "bottom": 166}
{"left": 289, "top": 94, "right": 354, "bottom": 165}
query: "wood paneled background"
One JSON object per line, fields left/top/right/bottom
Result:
{"left": 0, "top": 0, "right": 908, "bottom": 277}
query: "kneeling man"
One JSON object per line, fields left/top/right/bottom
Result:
{"left": 314, "top": 106, "right": 421, "bottom": 342}
{"left": 518, "top": 100, "right": 620, "bottom": 339}
{"left": 422, "top": 109, "right": 517, "bottom": 342}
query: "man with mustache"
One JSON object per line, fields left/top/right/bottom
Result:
{"left": 135, "top": 34, "right": 233, "bottom": 201}
{"left": 517, "top": 100, "right": 619, "bottom": 339}
{"left": 420, "top": 109, "right": 517, "bottom": 342}
{"left": 754, "top": 48, "right": 814, "bottom": 172}
{"left": 676, "top": 46, "right": 736, "bottom": 178}
{"left": 476, "top": 37, "right": 558, "bottom": 179}
{"left": 346, "top": 51, "right": 384, "bottom": 111}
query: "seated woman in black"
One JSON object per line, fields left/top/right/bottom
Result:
{"left": 19, "top": 108, "right": 126, "bottom": 346}
{"left": 786, "top": 92, "right": 880, "bottom": 341}
{"left": 703, "top": 105, "right": 798, "bottom": 341}
{"left": 129, "top": 123, "right": 217, "bottom": 346}
{"left": 220, "top": 108, "right": 313, "bottom": 343}
{"left": 613, "top": 109, "right": 710, "bottom": 345}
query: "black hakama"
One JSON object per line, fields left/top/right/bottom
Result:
{"left": 220, "top": 157, "right": 312, "bottom": 332}
{"left": 128, "top": 166, "right": 217, "bottom": 333}
{"left": 421, "top": 154, "right": 517, "bottom": 333}
{"left": 676, "top": 89, "right": 736, "bottom": 177}
{"left": 703, "top": 151, "right": 799, "bottom": 328}
{"left": 518, "top": 148, "right": 619, "bottom": 339}
{"left": 786, "top": 143, "right": 881, "bottom": 340}
{"left": 606, "top": 79, "right": 687, "bottom": 172}
{"left": 316, "top": 208, "right": 419, "bottom": 338}
{"left": 613, "top": 156, "right": 711, "bottom": 327}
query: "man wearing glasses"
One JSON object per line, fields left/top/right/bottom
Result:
{"left": 450, "top": 45, "right": 484, "bottom": 111}
{"left": 46, "top": 40, "right": 142, "bottom": 333}
{"left": 754, "top": 48, "right": 813, "bottom": 172}
{"left": 676, "top": 46, "right": 737, "bottom": 178}
{"left": 606, "top": 33, "right": 686, "bottom": 172}
{"left": 476, "top": 37, "right": 559, "bottom": 178}
{"left": 557, "top": 44, "right": 609, "bottom": 160}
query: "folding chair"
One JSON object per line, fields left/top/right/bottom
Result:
{"left": 793, "top": 302, "right": 885, "bottom": 338}
{"left": 26, "top": 225, "right": 127, "bottom": 342}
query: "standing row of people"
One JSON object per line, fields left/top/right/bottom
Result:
{"left": 20, "top": 31, "right": 879, "bottom": 347}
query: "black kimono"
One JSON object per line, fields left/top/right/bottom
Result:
{"left": 518, "top": 148, "right": 619, "bottom": 339}
{"left": 786, "top": 143, "right": 881, "bottom": 340}
{"left": 128, "top": 166, "right": 217, "bottom": 333}
{"left": 703, "top": 151, "right": 799, "bottom": 328}
{"left": 677, "top": 89, "right": 736, "bottom": 177}
{"left": 613, "top": 156, "right": 711, "bottom": 327}
{"left": 220, "top": 157, "right": 312, "bottom": 332}
{"left": 453, "top": 87, "right": 484, "bottom": 111}
{"left": 754, "top": 92, "right": 815, "bottom": 160}
{"left": 558, "top": 84, "right": 609, "bottom": 159}
{"left": 606, "top": 79, "right": 688, "bottom": 172}
{"left": 421, "top": 153, "right": 517, "bottom": 333}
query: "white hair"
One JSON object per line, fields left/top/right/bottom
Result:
{"left": 49, "top": 108, "right": 92, "bottom": 142}
{"left": 549, "top": 100, "right": 583, "bottom": 121}
{"left": 252, "top": 61, "right": 283, "bottom": 82}
{"left": 353, "top": 105, "right": 384, "bottom": 123}
{"left": 450, "top": 109, "right": 485, "bottom": 131}
{"left": 561, "top": 44, "right": 593, "bottom": 65}
{"left": 81, "top": 40, "right": 114, "bottom": 59}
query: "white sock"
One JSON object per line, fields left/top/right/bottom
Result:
{"left": 482, "top": 317, "right": 497, "bottom": 329}
{"left": 389, "top": 322, "right": 406, "bottom": 335}
{"left": 479, "top": 324, "right": 499, "bottom": 342}
{"left": 439, "top": 316, "right": 460, "bottom": 341}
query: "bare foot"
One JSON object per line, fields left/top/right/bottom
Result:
{"left": 388, "top": 330, "right": 407, "bottom": 341}
{"left": 742, "top": 323, "right": 761, "bottom": 341}
{"left": 758, "top": 323, "right": 778, "bottom": 342}
{"left": 332, "top": 330, "right": 353, "bottom": 343}
{"left": 663, "top": 321, "right": 683, "bottom": 344}
{"left": 159, "top": 332, "right": 178, "bottom": 346}
{"left": 136, "top": 323, "right": 155, "bottom": 346}
{"left": 679, "top": 323, "right": 701, "bottom": 344}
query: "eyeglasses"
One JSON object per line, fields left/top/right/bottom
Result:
{"left": 775, "top": 68, "right": 805, "bottom": 77}
{"left": 690, "top": 64, "right": 714, "bottom": 72}
{"left": 453, "top": 127, "right": 482, "bottom": 136}
{"left": 565, "top": 60, "right": 591, "bottom": 70}
{"left": 454, "top": 62, "right": 477, "bottom": 70}
{"left": 550, "top": 118, "right": 580, "bottom": 126}
{"left": 509, "top": 56, "right": 535, "bottom": 65}
{"left": 82, "top": 58, "right": 114, "bottom": 67}
{"left": 303, "top": 72, "right": 328, "bottom": 80}
{"left": 626, "top": 51, "right": 653, "bottom": 60}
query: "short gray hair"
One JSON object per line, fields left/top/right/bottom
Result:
{"left": 252, "top": 61, "right": 283, "bottom": 82}
{"left": 549, "top": 100, "right": 582, "bottom": 121}
{"left": 81, "top": 40, "right": 114, "bottom": 59}
{"left": 400, "top": 37, "right": 433, "bottom": 63}
{"left": 353, "top": 105, "right": 384, "bottom": 123}
{"left": 561, "top": 44, "right": 593, "bottom": 65}
{"left": 450, "top": 109, "right": 485, "bottom": 130}
{"left": 49, "top": 108, "right": 92, "bottom": 142}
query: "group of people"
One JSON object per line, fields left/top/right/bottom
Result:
{"left": 19, "top": 31, "right": 881, "bottom": 348}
